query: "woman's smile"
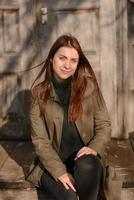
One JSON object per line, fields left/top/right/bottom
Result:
{"left": 61, "top": 68, "right": 72, "bottom": 73}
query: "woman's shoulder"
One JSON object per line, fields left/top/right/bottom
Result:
{"left": 30, "top": 81, "right": 45, "bottom": 101}
{"left": 82, "top": 72, "right": 96, "bottom": 97}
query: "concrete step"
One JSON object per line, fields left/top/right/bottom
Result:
{"left": 0, "top": 189, "right": 53, "bottom": 200}
{"left": 0, "top": 139, "right": 134, "bottom": 200}
{"left": 105, "top": 139, "right": 134, "bottom": 200}
{"left": 121, "top": 189, "right": 134, "bottom": 200}
{"left": 0, "top": 141, "right": 54, "bottom": 199}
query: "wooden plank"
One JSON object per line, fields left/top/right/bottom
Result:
{"left": 128, "top": 44, "right": 134, "bottom": 90}
{"left": 0, "top": 7, "right": 19, "bottom": 11}
{"left": 0, "top": 74, "right": 18, "bottom": 118}
{"left": 100, "top": 0, "right": 117, "bottom": 137}
{"left": 3, "top": 10, "right": 19, "bottom": 53}
{"left": 53, "top": 0, "right": 99, "bottom": 10}
{"left": 54, "top": 7, "right": 99, "bottom": 13}
{"left": 129, "top": 132, "right": 134, "bottom": 152}
{"left": 0, "top": 10, "right": 3, "bottom": 57}
{"left": 0, "top": 1, "right": 19, "bottom": 10}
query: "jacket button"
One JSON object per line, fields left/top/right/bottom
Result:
{"left": 83, "top": 133, "right": 86, "bottom": 138}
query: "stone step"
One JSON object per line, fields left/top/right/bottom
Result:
{"left": 0, "top": 189, "right": 53, "bottom": 200}
{"left": 0, "top": 141, "right": 53, "bottom": 199}
{"left": 0, "top": 141, "right": 35, "bottom": 183}
{"left": 121, "top": 189, "right": 134, "bottom": 200}
{"left": 105, "top": 139, "right": 134, "bottom": 200}
{"left": 0, "top": 139, "right": 134, "bottom": 200}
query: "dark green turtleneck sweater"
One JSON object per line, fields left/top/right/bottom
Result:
{"left": 52, "top": 77, "right": 84, "bottom": 161}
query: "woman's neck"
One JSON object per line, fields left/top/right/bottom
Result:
{"left": 52, "top": 75, "right": 72, "bottom": 88}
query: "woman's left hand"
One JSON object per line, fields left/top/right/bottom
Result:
{"left": 75, "top": 146, "right": 97, "bottom": 160}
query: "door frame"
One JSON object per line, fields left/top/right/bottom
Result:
{"left": 100, "top": 0, "right": 128, "bottom": 138}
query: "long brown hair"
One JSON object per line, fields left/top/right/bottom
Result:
{"left": 32, "top": 34, "right": 98, "bottom": 122}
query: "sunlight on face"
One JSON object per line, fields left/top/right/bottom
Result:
{"left": 52, "top": 46, "right": 79, "bottom": 82}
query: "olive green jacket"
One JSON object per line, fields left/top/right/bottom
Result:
{"left": 26, "top": 74, "right": 111, "bottom": 187}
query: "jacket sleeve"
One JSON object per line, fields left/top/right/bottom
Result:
{"left": 30, "top": 88, "right": 67, "bottom": 181}
{"left": 88, "top": 85, "right": 111, "bottom": 162}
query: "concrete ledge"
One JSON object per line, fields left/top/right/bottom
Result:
{"left": 0, "top": 189, "right": 53, "bottom": 200}
{"left": 0, "top": 180, "right": 34, "bottom": 190}
{"left": 0, "top": 141, "right": 53, "bottom": 199}
{"left": 106, "top": 139, "right": 134, "bottom": 185}
{"left": 105, "top": 139, "right": 134, "bottom": 200}
{"left": 0, "top": 139, "right": 134, "bottom": 200}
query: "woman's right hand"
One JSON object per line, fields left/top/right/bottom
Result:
{"left": 58, "top": 173, "right": 76, "bottom": 192}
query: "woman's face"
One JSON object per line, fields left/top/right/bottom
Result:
{"left": 52, "top": 46, "right": 79, "bottom": 82}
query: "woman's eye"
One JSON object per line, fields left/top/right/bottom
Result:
{"left": 59, "top": 56, "right": 65, "bottom": 60}
{"left": 72, "top": 60, "right": 78, "bottom": 63}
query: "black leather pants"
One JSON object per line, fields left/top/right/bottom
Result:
{"left": 41, "top": 153, "right": 103, "bottom": 200}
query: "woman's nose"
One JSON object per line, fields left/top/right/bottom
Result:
{"left": 63, "top": 61, "right": 70, "bottom": 69}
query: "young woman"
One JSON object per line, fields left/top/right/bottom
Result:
{"left": 27, "top": 35, "right": 111, "bottom": 200}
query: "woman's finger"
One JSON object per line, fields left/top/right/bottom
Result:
{"left": 58, "top": 173, "right": 76, "bottom": 192}
{"left": 74, "top": 152, "right": 90, "bottom": 160}
{"left": 68, "top": 174, "right": 75, "bottom": 185}
{"left": 75, "top": 149, "right": 96, "bottom": 160}
{"left": 61, "top": 180, "right": 76, "bottom": 192}
{"left": 63, "top": 182, "right": 69, "bottom": 190}
{"left": 67, "top": 181, "right": 76, "bottom": 192}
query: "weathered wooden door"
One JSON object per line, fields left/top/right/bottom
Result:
{"left": 37, "top": 0, "right": 101, "bottom": 83}
{"left": 0, "top": 0, "right": 38, "bottom": 140}
{"left": 0, "top": 2, "right": 20, "bottom": 116}
{"left": 1, "top": 0, "right": 128, "bottom": 139}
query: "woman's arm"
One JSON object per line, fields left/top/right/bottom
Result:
{"left": 87, "top": 86, "right": 111, "bottom": 161}
{"left": 30, "top": 88, "right": 66, "bottom": 181}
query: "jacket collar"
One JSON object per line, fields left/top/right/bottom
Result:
{"left": 50, "top": 82, "right": 61, "bottom": 103}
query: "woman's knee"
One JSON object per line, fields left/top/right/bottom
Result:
{"left": 74, "top": 154, "right": 102, "bottom": 173}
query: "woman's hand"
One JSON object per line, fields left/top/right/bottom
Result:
{"left": 75, "top": 146, "right": 97, "bottom": 160}
{"left": 58, "top": 173, "right": 76, "bottom": 192}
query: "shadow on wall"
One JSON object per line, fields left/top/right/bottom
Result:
{"left": 0, "top": 90, "right": 35, "bottom": 181}
{"left": 0, "top": 89, "right": 54, "bottom": 199}
{"left": 0, "top": 90, "right": 31, "bottom": 141}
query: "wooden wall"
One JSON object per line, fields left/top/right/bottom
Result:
{"left": 0, "top": 0, "right": 133, "bottom": 140}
